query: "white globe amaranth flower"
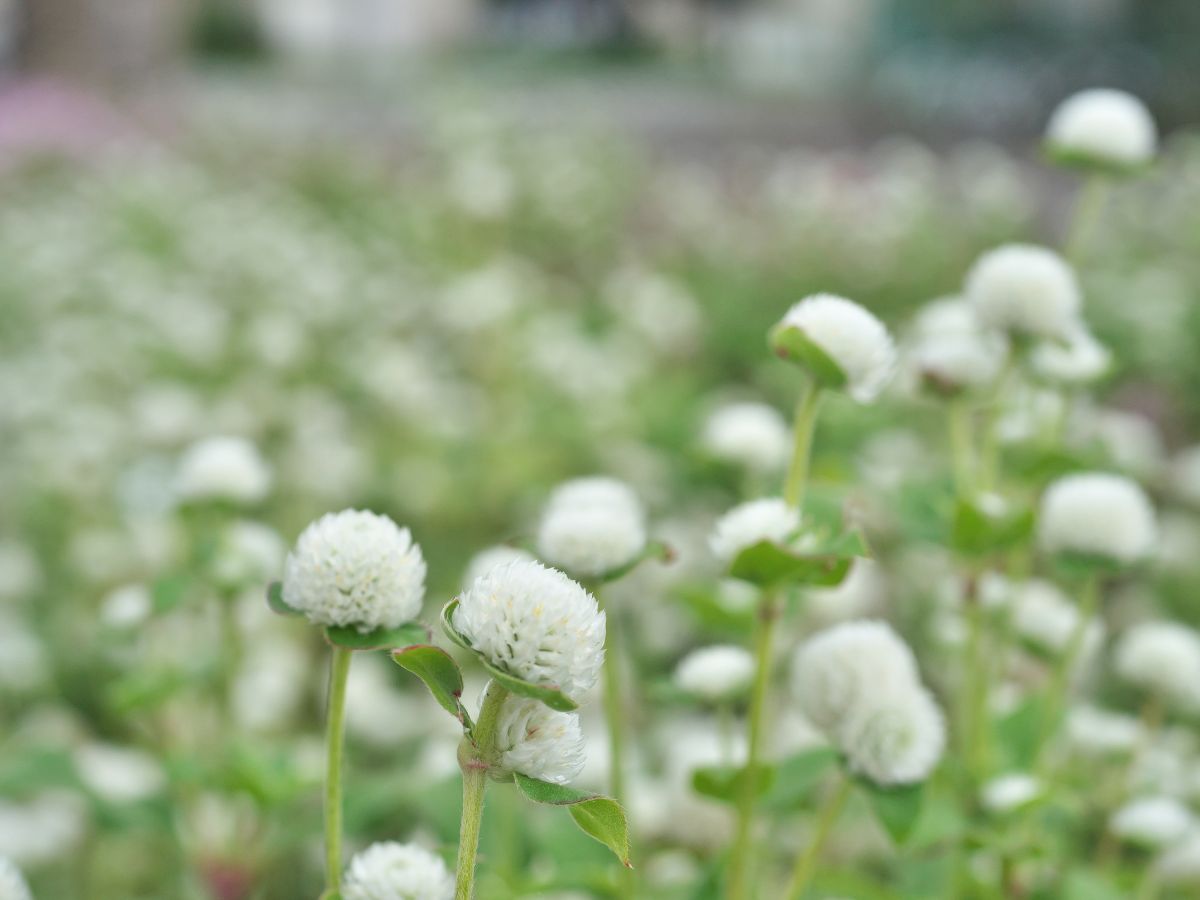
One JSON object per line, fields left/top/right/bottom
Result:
{"left": 791, "top": 620, "right": 919, "bottom": 736}
{"left": 965, "top": 245, "right": 1081, "bottom": 341}
{"left": 701, "top": 402, "right": 790, "bottom": 472}
{"left": 546, "top": 477, "right": 641, "bottom": 515}
{"left": 453, "top": 560, "right": 605, "bottom": 700}
{"left": 282, "top": 510, "right": 426, "bottom": 633}
{"left": 0, "top": 857, "right": 31, "bottom": 900}
{"left": 1110, "top": 796, "right": 1195, "bottom": 848}
{"left": 1029, "top": 326, "right": 1111, "bottom": 385}
{"left": 907, "top": 297, "right": 1008, "bottom": 394}
{"left": 772, "top": 294, "right": 897, "bottom": 402}
{"left": 1037, "top": 472, "right": 1156, "bottom": 565}
{"left": 674, "top": 645, "right": 755, "bottom": 702}
{"left": 1045, "top": 88, "right": 1157, "bottom": 170}
{"left": 175, "top": 436, "right": 271, "bottom": 504}
{"left": 981, "top": 773, "right": 1041, "bottom": 813}
{"left": 462, "top": 545, "right": 535, "bottom": 590}
{"left": 536, "top": 478, "right": 647, "bottom": 578}
{"left": 838, "top": 683, "right": 946, "bottom": 787}
{"left": 1114, "top": 621, "right": 1200, "bottom": 709}
{"left": 1065, "top": 705, "right": 1143, "bottom": 757}
{"left": 74, "top": 743, "right": 166, "bottom": 804}
{"left": 342, "top": 841, "right": 454, "bottom": 900}
{"left": 493, "top": 692, "right": 587, "bottom": 784}
{"left": 1011, "top": 579, "right": 1104, "bottom": 659}
{"left": 804, "top": 558, "right": 886, "bottom": 624}
{"left": 709, "top": 498, "right": 800, "bottom": 564}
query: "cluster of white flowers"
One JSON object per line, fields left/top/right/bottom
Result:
{"left": 1037, "top": 472, "right": 1156, "bottom": 565}
{"left": 342, "top": 841, "right": 454, "bottom": 900}
{"left": 965, "top": 244, "right": 1080, "bottom": 340}
{"left": 282, "top": 510, "right": 427, "bottom": 632}
{"left": 453, "top": 560, "right": 605, "bottom": 700}
{"left": 709, "top": 498, "right": 800, "bottom": 563}
{"left": 674, "top": 645, "right": 755, "bottom": 702}
{"left": 1045, "top": 88, "right": 1157, "bottom": 169}
{"left": 1114, "top": 621, "right": 1200, "bottom": 710}
{"left": 175, "top": 436, "right": 272, "bottom": 505}
{"left": 493, "top": 693, "right": 587, "bottom": 785}
{"left": 536, "top": 476, "right": 647, "bottom": 578}
{"left": 701, "top": 402, "right": 790, "bottom": 472}
{"left": 793, "top": 620, "right": 944, "bottom": 785}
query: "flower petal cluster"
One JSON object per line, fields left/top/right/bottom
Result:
{"left": 494, "top": 692, "right": 587, "bottom": 784}
{"left": 674, "top": 645, "right": 755, "bottom": 702}
{"left": 1037, "top": 472, "right": 1156, "bottom": 565}
{"left": 536, "top": 476, "right": 646, "bottom": 578}
{"left": 175, "top": 436, "right": 271, "bottom": 504}
{"left": 709, "top": 498, "right": 800, "bottom": 564}
{"left": 1045, "top": 88, "right": 1157, "bottom": 168}
{"left": 965, "top": 245, "right": 1081, "bottom": 340}
{"left": 702, "top": 402, "right": 790, "bottom": 472}
{"left": 1115, "top": 621, "right": 1200, "bottom": 709}
{"left": 342, "top": 842, "right": 454, "bottom": 900}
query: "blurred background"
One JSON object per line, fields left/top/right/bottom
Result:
{"left": 3, "top": 2, "right": 1200, "bottom": 899}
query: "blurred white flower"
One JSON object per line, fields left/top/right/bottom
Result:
{"left": 804, "top": 558, "right": 886, "bottom": 624}
{"left": 1045, "top": 88, "right": 1157, "bottom": 168}
{"left": 907, "top": 297, "right": 1007, "bottom": 394}
{"left": 981, "top": 773, "right": 1041, "bottom": 813}
{"left": 1066, "top": 705, "right": 1143, "bottom": 756}
{"left": 1115, "top": 621, "right": 1200, "bottom": 709}
{"left": 342, "top": 841, "right": 454, "bottom": 900}
{"left": 234, "top": 637, "right": 309, "bottom": 734}
{"left": 0, "top": 856, "right": 31, "bottom": 900}
{"left": 0, "top": 615, "right": 46, "bottom": 691}
{"left": 454, "top": 560, "right": 605, "bottom": 700}
{"left": 175, "top": 436, "right": 271, "bottom": 505}
{"left": 99, "top": 583, "right": 152, "bottom": 630}
{"left": 282, "top": 510, "right": 427, "bottom": 633}
{"left": 546, "top": 477, "right": 640, "bottom": 513}
{"left": 494, "top": 692, "right": 587, "bottom": 785}
{"left": 461, "top": 545, "right": 535, "bottom": 590}
{"left": 536, "top": 477, "right": 646, "bottom": 578}
{"left": 838, "top": 682, "right": 945, "bottom": 786}
{"left": 674, "top": 645, "right": 755, "bottom": 702}
{"left": 1011, "top": 579, "right": 1104, "bottom": 659}
{"left": 0, "top": 792, "right": 85, "bottom": 866}
{"left": 0, "top": 541, "right": 41, "bottom": 603}
{"left": 1110, "top": 796, "right": 1194, "bottom": 848}
{"left": 1029, "top": 326, "right": 1111, "bottom": 385}
{"left": 74, "top": 743, "right": 165, "bottom": 804}
{"left": 213, "top": 521, "right": 286, "bottom": 589}
{"left": 774, "top": 294, "right": 896, "bottom": 402}
{"left": 1085, "top": 409, "right": 1164, "bottom": 479}
{"left": 709, "top": 498, "right": 800, "bottom": 563}
{"left": 701, "top": 402, "right": 790, "bottom": 473}
{"left": 1037, "top": 472, "right": 1156, "bottom": 564}
{"left": 965, "top": 245, "right": 1080, "bottom": 340}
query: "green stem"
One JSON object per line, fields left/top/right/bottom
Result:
{"left": 1035, "top": 575, "right": 1101, "bottom": 773}
{"left": 962, "top": 578, "right": 989, "bottom": 778}
{"left": 1064, "top": 175, "right": 1110, "bottom": 265}
{"left": 727, "top": 591, "right": 780, "bottom": 900}
{"left": 455, "top": 681, "right": 510, "bottom": 900}
{"left": 599, "top": 596, "right": 635, "bottom": 900}
{"left": 324, "top": 647, "right": 353, "bottom": 895}
{"left": 783, "top": 774, "right": 851, "bottom": 900}
{"left": 948, "top": 398, "right": 975, "bottom": 498}
{"left": 784, "top": 382, "right": 823, "bottom": 509}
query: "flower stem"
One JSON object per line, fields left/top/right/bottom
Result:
{"left": 1065, "top": 175, "right": 1110, "bottom": 264}
{"left": 1035, "top": 574, "right": 1101, "bottom": 773}
{"left": 598, "top": 595, "right": 636, "bottom": 900}
{"left": 783, "top": 773, "right": 851, "bottom": 900}
{"left": 455, "top": 680, "right": 509, "bottom": 900}
{"left": 962, "top": 576, "right": 990, "bottom": 778}
{"left": 784, "top": 381, "right": 823, "bottom": 509}
{"left": 323, "top": 646, "right": 353, "bottom": 895}
{"left": 727, "top": 590, "right": 780, "bottom": 900}
{"left": 948, "top": 398, "right": 975, "bottom": 498}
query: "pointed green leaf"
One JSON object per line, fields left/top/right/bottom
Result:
{"left": 325, "top": 621, "right": 429, "bottom": 652}
{"left": 440, "top": 599, "right": 474, "bottom": 651}
{"left": 392, "top": 645, "right": 466, "bottom": 721}
{"left": 266, "top": 581, "right": 304, "bottom": 617}
{"left": 951, "top": 498, "right": 1034, "bottom": 559}
{"left": 769, "top": 323, "right": 848, "bottom": 389}
{"left": 691, "top": 763, "right": 776, "bottom": 804}
{"left": 762, "top": 747, "right": 839, "bottom": 812}
{"left": 514, "top": 774, "right": 631, "bottom": 867}
{"left": 859, "top": 779, "right": 924, "bottom": 845}
{"left": 729, "top": 530, "right": 868, "bottom": 589}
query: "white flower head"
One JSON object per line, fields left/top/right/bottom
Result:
{"left": 907, "top": 297, "right": 1008, "bottom": 395}
{"left": 675, "top": 645, "right": 755, "bottom": 702}
{"left": 701, "top": 402, "right": 790, "bottom": 472}
{"left": 1065, "top": 705, "right": 1144, "bottom": 757}
{"left": 175, "top": 436, "right": 271, "bottom": 504}
{"left": 773, "top": 294, "right": 897, "bottom": 402}
{"left": 1115, "top": 621, "right": 1200, "bottom": 709}
{"left": 709, "top": 498, "right": 800, "bottom": 564}
{"left": 0, "top": 857, "right": 31, "bottom": 900}
{"left": 792, "top": 620, "right": 919, "bottom": 736}
{"left": 494, "top": 692, "right": 586, "bottom": 784}
{"left": 74, "top": 743, "right": 166, "bottom": 804}
{"left": 342, "top": 841, "right": 454, "bottom": 900}
{"left": 1029, "top": 326, "right": 1112, "bottom": 385}
{"left": 537, "top": 478, "right": 646, "bottom": 578}
{"left": 1110, "top": 796, "right": 1195, "bottom": 848}
{"left": 453, "top": 560, "right": 605, "bottom": 700}
{"left": 546, "top": 477, "right": 640, "bottom": 514}
{"left": 282, "top": 510, "right": 426, "bottom": 633}
{"left": 1045, "top": 88, "right": 1157, "bottom": 169}
{"left": 99, "top": 583, "right": 153, "bottom": 629}
{"left": 839, "top": 683, "right": 946, "bottom": 787}
{"left": 1011, "top": 579, "right": 1104, "bottom": 659}
{"left": 1037, "top": 472, "right": 1156, "bottom": 565}
{"left": 981, "top": 773, "right": 1042, "bottom": 813}
{"left": 965, "top": 245, "right": 1081, "bottom": 341}
{"left": 462, "top": 545, "right": 535, "bottom": 590}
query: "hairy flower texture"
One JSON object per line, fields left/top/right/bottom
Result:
{"left": 536, "top": 476, "right": 646, "bottom": 578}
{"left": 342, "top": 841, "right": 454, "bottom": 900}
{"left": 175, "top": 436, "right": 271, "bottom": 504}
{"left": 709, "top": 498, "right": 800, "bottom": 563}
{"left": 981, "top": 773, "right": 1041, "bottom": 813}
{"left": 462, "top": 545, "right": 535, "bottom": 590}
{"left": 282, "top": 510, "right": 426, "bottom": 632}
{"left": 1030, "top": 326, "right": 1112, "bottom": 385}
{"left": 675, "top": 645, "right": 756, "bottom": 702}
{"left": 494, "top": 693, "right": 587, "bottom": 784}
{"left": 777, "top": 294, "right": 897, "bottom": 402}
{"left": 1011, "top": 579, "right": 1104, "bottom": 659}
{"left": 0, "top": 857, "right": 31, "bottom": 900}
{"left": 907, "top": 297, "right": 1008, "bottom": 393}
{"left": 792, "top": 620, "right": 919, "bottom": 737}
{"left": 453, "top": 560, "right": 605, "bottom": 700}
{"left": 1115, "top": 621, "right": 1200, "bottom": 710}
{"left": 701, "top": 402, "right": 790, "bottom": 472}
{"left": 838, "top": 682, "right": 946, "bottom": 787}
{"left": 965, "top": 244, "right": 1081, "bottom": 340}
{"left": 1037, "top": 472, "right": 1156, "bottom": 565}
{"left": 1110, "top": 796, "right": 1195, "bottom": 848}
{"left": 1045, "top": 88, "right": 1157, "bottom": 168}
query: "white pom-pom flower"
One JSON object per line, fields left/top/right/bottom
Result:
{"left": 965, "top": 245, "right": 1081, "bottom": 340}
{"left": 1037, "top": 472, "right": 1156, "bottom": 565}
{"left": 674, "top": 645, "right": 755, "bottom": 702}
{"left": 536, "top": 477, "right": 646, "bottom": 578}
{"left": 1045, "top": 88, "right": 1157, "bottom": 170}
{"left": 462, "top": 545, "right": 535, "bottom": 590}
{"left": 342, "top": 841, "right": 454, "bottom": 900}
{"left": 0, "top": 857, "right": 32, "bottom": 900}
{"left": 493, "top": 693, "right": 586, "bottom": 784}
{"left": 701, "top": 402, "right": 790, "bottom": 472}
{"left": 1114, "top": 621, "right": 1200, "bottom": 710}
{"left": 838, "top": 683, "right": 946, "bottom": 787}
{"left": 546, "top": 477, "right": 640, "bottom": 514}
{"left": 709, "top": 498, "right": 800, "bottom": 564}
{"left": 453, "top": 560, "right": 605, "bottom": 700}
{"left": 907, "top": 298, "right": 1008, "bottom": 395}
{"left": 1029, "top": 326, "right": 1112, "bottom": 385}
{"left": 772, "top": 294, "right": 897, "bottom": 402}
{"left": 1011, "top": 579, "right": 1104, "bottom": 659}
{"left": 1065, "top": 705, "right": 1143, "bottom": 757}
{"left": 282, "top": 510, "right": 427, "bottom": 633}
{"left": 1110, "top": 796, "right": 1195, "bottom": 848}
{"left": 73, "top": 743, "right": 166, "bottom": 804}
{"left": 175, "top": 436, "right": 271, "bottom": 504}
{"left": 981, "top": 773, "right": 1042, "bottom": 813}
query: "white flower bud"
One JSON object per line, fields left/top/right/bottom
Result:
{"left": 1045, "top": 89, "right": 1156, "bottom": 169}
{"left": 701, "top": 402, "right": 790, "bottom": 472}
{"left": 175, "top": 436, "right": 271, "bottom": 504}
{"left": 1154, "top": 832, "right": 1200, "bottom": 884}
{"left": 1011, "top": 579, "right": 1104, "bottom": 659}
{"left": 1037, "top": 472, "right": 1156, "bottom": 565}
{"left": 282, "top": 510, "right": 426, "bottom": 633}
{"left": 965, "top": 245, "right": 1081, "bottom": 341}
{"left": 1115, "top": 621, "right": 1200, "bottom": 709}
{"left": 342, "top": 841, "right": 454, "bottom": 900}
{"left": 674, "top": 645, "right": 755, "bottom": 702}
{"left": 494, "top": 692, "right": 586, "bottom": 785}
{"left": 1110, "top": 796, "right": 1194, "bottom": 848}
{"left": 709, "top": 498, "right": 800, "bottom": 564}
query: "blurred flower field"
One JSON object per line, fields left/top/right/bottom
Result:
{"left": 4, "top": 94, "right": 1200, "bottom": 899}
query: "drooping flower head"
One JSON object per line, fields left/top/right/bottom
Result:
{"left": 342, "top": 842, "right": 454, "bottom": 900}
{"left": 453, "top": 560, "right": 605, "bottom": 700}
{"left": 674, "top": 645, "right": 756, "bottom": 702}
{"left": 282, "top": 510, "right": 426, "bottom": 633}
{"left": 709, "top": 498, "right": 800, "bottom": 564}
{"left": 771, "top": 294, "right": 897, "bottom": 402}
{"left": 701, "top": 402, "right": 790, "bottom": 472}
{"left": 965, "top": 245, "right": 1081, "bottom": 341}
{"left": 1045, "top": 88, "right": 1157, "bottom": 171}
{"left": 175, "top": 436, "right": 272, "bottom": 504}
{"left": 1037, "top": 472, "right": 1156, "bottom": 565}
{"left": 494, "top": 692, "right": 587, "bottom": 785}
{"left": 536, "top": 476, "right": 646, "bottom": 578}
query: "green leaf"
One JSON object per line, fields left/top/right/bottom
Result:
{"left": 392, "top": 645, "right": 467, "bottom": 721}
{"left": 859, "top": 779, "right": 924, "bottom": 845}
{"left": 769, "top": 323, "right": 848, "bottom": 389}
{"left": 514, "top": 774, "right": 632, "bottom": 867}
{"left": 152, "top": 573, "right": 191, "bottom": 613}
{"left": 325, "top": 621, "right": 429, "bottom": 652}
{"left": 994, "top": 694, "right": 1044, "bottom": 770}
{"left": 1043, "top": 143, "right": 1147, "bottom": 178}
{"left": 440, "top": 599, "right": 474, "bottom": 651}
{"left": 265, "top": 581, "right": 304, "bottom": 617}
{"left": 762, "top": 747, "right": 839, "bottom": 812}
{"left": 691, "top": 763, "right": 776, "bottom": 804}
{"left": 951, "top": 497, "right": 1035, "bottom": 559}
{"left": 729, "top": 530, "right": 868, "bottom": 589}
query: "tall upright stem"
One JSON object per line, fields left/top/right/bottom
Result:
{"left": 784, "top": 382, "right": 823, "bottom": 509}
{"left": 598, "top": 593, "right": 635, "bottom": 900}
{"left": 455, "top": 681, "right": 509, "bottom": 900}
{"left": 948, "top": 398, "right": 974, "bottom": 499}
{"left": 783, "top": 774, "right": 851, "bottom": 900}
{"left": 1064, "top": 176, "right": 1109, "bottom": 265}
{"left": 323, "top": 647, "right": 353, "bottom": 895}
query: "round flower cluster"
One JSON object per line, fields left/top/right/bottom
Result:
{"left": 461, "top": 545, "right": 535, "bottom": 590}
{"left": 701, "top": 402, "right": 790, "bottom": 473}
{"left": 536, "top": 476, "right": 647, "bottom": 578}
{"left": 965, "top": 244, "right": 1081, "bottom": 341}
{"left": 282, "top": 510, "right": 427, "bottom": 633}
{"left": 709, "top": 498, "right": 800, "bottom": 564}
{"left": 453, "top": 560, "right": 605, "bottom": 701}
{"left": 1037, "top": 472, "right": 1156, "bottom": 565}
{"left": 342, "top": 841, "right": 454, "bottom": 900}
{"left": 773, "top": 294, "right": 897, "bottom": 402}
{"left": 1114, "top": 621, "right": 1200, "bottom": 710}
{"left": 175, "top": 436, "right": 272, "bottom": 504}
{"left": 674, "top": 645, "right": 755, "bottom": 702}
{"left": 1010, "top": 579, "right": 1104, "bottom": 661}
{"left": 793, "top": 620, "right": 945, "bottom": 786}
{"left": 1110, "top": 796, "right": 1194, "bottom": 849}
{"left": 1045, "top": 88, "right": 1157, "bottom": 169}
{"left": 494, "top": 693, "right": 587, "bottom": 784}
{"left": 907, "top": 297, "right": 1008, "bottom": 395}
